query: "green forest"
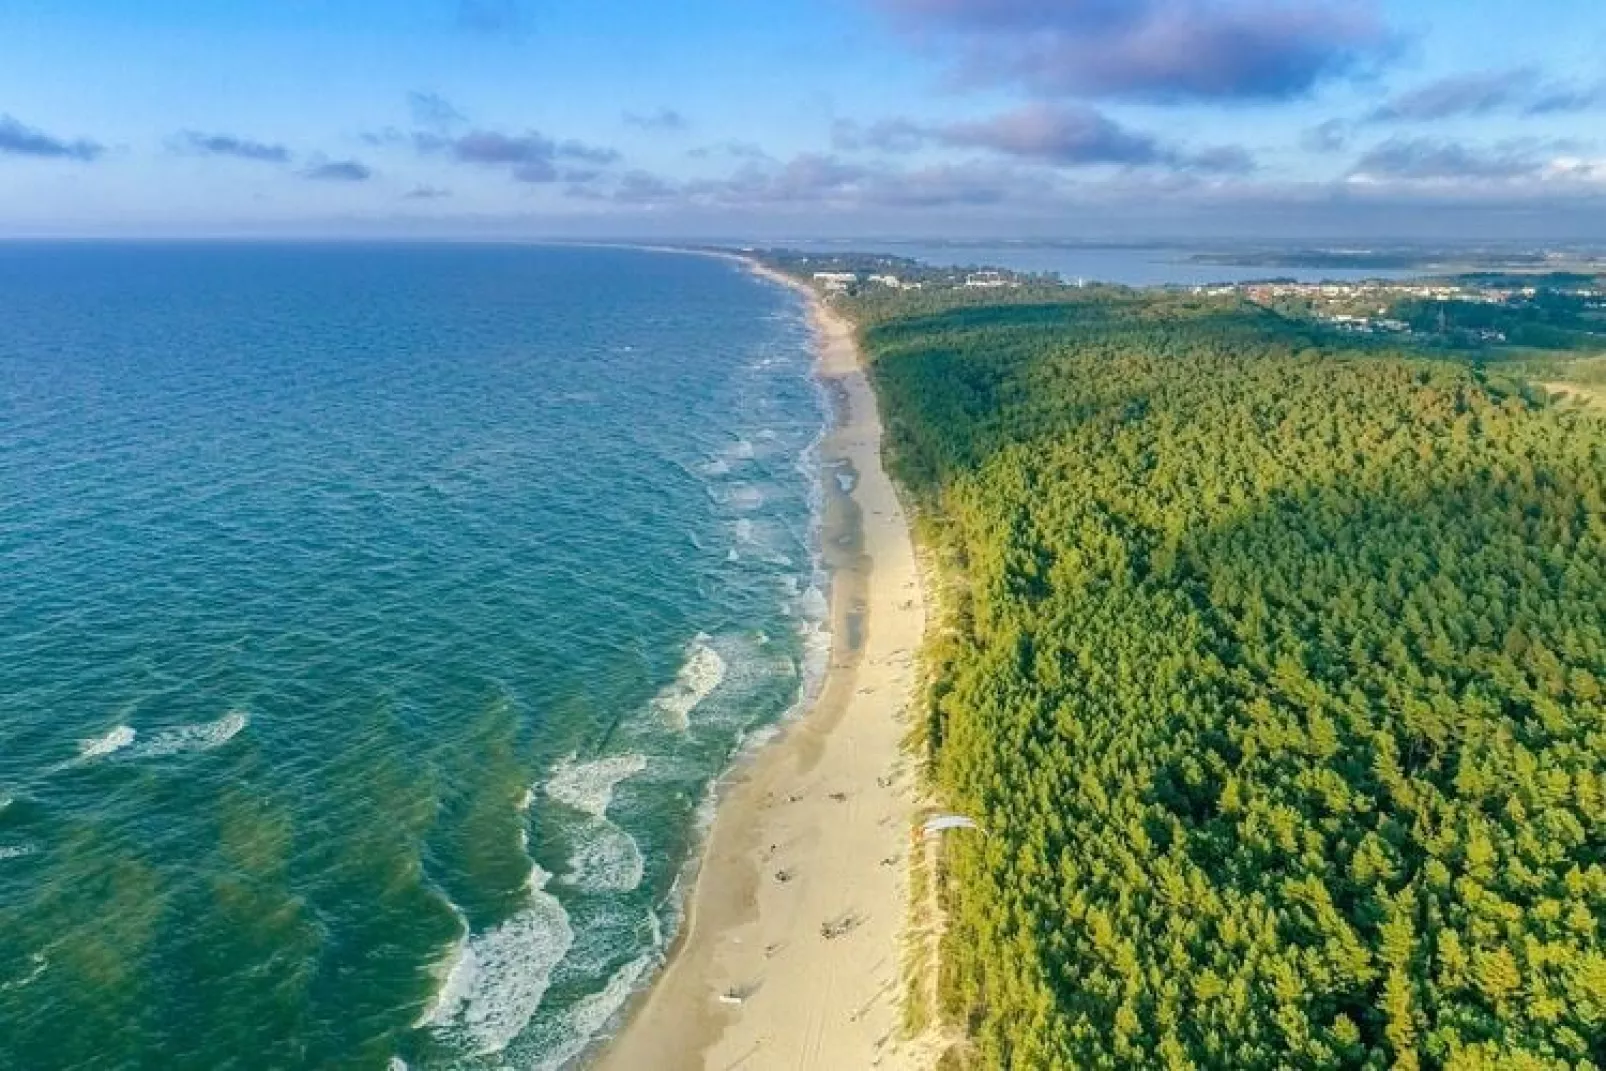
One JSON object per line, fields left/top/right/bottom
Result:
{"left": 846, "top": 285, "right": 1606, "bottom": 1069}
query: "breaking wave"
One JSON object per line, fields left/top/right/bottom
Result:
{"left": 136, "top": 711, "right": 249, "bottom": 758}
{"left": 0, "top": 953, "right": 48, "bottom": 993}
{"left": 424, "top": 866, "right": 576, "bottom": 1056}
{"left": 77, "top": 725, "right": 136, "bottom": 762}
{"left": 707, "top": 481, "right": 767, "bottom": 513}
{"left": 545, "top": 753, "right": 647, "bottom": 818}
{"left": 545, "top": 753, "right": 648, "bottom": 893}
{"left": 530, "top": 953, "right": 657, "bottom": 1070}
{"left": 559, "top": 822, "right": 645, "bottom": 893}
{"left": 651, "top": 636, "right": 727, "bottom": 730}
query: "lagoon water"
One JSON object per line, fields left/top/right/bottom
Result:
{"left": 0, "top": 244, "right": 826, "bottom": 1068}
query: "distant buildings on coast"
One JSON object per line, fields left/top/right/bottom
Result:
{"left": 788, "top": 252, "right": 1602, "bottom": 348}
{"left": 1219, "top": 280, "right": 1603, "bottom": 340}
{"left": 809, "top": 269, "right": 1017, "bottom": 291}
{"left": 811, "top": 271, "right": 859, "bottom": 291}
{"left": 813, "top": 270, "right": 926, "bottom": 291}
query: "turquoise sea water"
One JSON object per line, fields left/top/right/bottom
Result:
{"left": 0, "top": 244, "right": 827, "bottom": 1069}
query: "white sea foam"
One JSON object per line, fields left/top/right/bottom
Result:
{"left": 417, "top": 920, "right": 473, "bottom": 1029}
{"left": 732, "top": 516, "right": 799, "bottom": 567}
{"left": 545, "top": 753, "right": 647, "bottom": 818}
{"left": 426, "top": 865, "right": 576, "bottom": 1056}
{"left": 801, "top": 620, "right": 832, "bottom": 691}
{"left": 655, "top": 778, "right": 723, "bottom": 948}
{"left": 651, "top": 636, "right": 727, "bottom": 731}
{"left": 796, "top": 583, "right": 830, "bottom": 622}
{"left": 559, "top": 820, "right": 645, "bottom": 893}
{"left": 726, "top": 484, "right": 765, "bottom": 512}
{"left": 570, "top": 952, "right": 654, "bottom": 1042}
{"left": 78, "top": 725, "right": 136, "bottom": 761}
{"left": 708, "top": 482, "right": 766, "bottom": 512}
{"left": 706, "top": 437, "right": 756, "bottom": 473}
{"left": 545, "top": 754, "right": 649, "bottom": 893}
{"left": 0, "top": 844, "right": 36, "bottom": 861}
{"left": 136, "top": 711, "right": 249, "bottom": 758}
{"left": 519, "top": 949, "right": 657, "bottom": 1071}
{"left": 0, "top": 953, "right": 47, "bottom": 993}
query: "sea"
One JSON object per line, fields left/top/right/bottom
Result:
{"left": 0, "top": 243, "right": 830, "bottom": 1069}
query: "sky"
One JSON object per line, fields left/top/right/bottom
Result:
{"left": 2, "top": 0, "right": 1604, "bottom": 240}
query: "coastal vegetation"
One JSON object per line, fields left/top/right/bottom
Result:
{"left": 831, "top": 282, "right": 1606, "bottom": 1069}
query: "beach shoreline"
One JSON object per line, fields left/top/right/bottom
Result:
{"left": 593, "top": 260, "right": 931, "bottom": 1070}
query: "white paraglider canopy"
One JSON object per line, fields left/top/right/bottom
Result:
{"left": 921, "top": 814, "right": 982, "bottom": 838}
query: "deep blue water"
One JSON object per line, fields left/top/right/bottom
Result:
{"left": 0, "top": 244, "right": 827, "bottom": 1069}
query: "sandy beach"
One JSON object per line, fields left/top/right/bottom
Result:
{"left": 595, "top": 264, "right": 930, "bottom": 1070}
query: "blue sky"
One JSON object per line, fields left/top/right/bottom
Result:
{"left": 2, "top": 0, "right": 1604, "bottom": 238}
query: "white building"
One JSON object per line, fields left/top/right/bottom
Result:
{"left": 812, "top": 271, "right": 858, "bottom": 291}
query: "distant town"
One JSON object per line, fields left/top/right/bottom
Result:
{"left": 806, "top": 268, "right": 1018, "bottom": 292}
{"left": 1222, "top": 280, "right": 1604, "bottom": 342}
{"left": 752, "top": 248, "right": 1606, "bottom": 354}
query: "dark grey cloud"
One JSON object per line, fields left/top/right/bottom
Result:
{"left": 835, "top": 105, "right": 1254, "bottom": 172}
{"left": 417, "top": 129, "right": 621, "bottom": 183}
{"left": 1368, "top": 67, "right": 1606, "bottom": 122}
{"left": 876, "top": 0, "right": 1394, "bottom": 102}
{"left": 177, "top": 131, "right": 291, "bottom": 163}
{"left": 594, "top": 169, "right": 682, "bottom": 203}
{"left": 404, "top": 185, "right": 452, "bottom": 200}
{"left": 712, "top": 153, "right": 871, "bottom": 204}
{"left": 575, "top": 152, "right": 1058, "bottom": 212}
{"left": 512, "top": 162, "right": 558, "bottom": 182}
{"left": 557, "top": 140, "right": 621, "bottom": 166}
{"left": 623, "top": 108, "right": 688, "bottom": 132}
{"left": 0, "top": 114, "right": 104, "bottom": 161}
{"left": 304, "top": 159, "right": 373, "bottom": 182}
{"left": 832, "top": 118, "right": 928, "bottom": 153}
{"left": 358, "top": 127, "right": 408, "bottom": 148}
{"left": 577, "top": 155, "right": 867, "bottom": 207}
{"left": 409, "top": 92, "right": 467, "bottom": 130}
{"left": 1350, "top": 138, "right": 1542, "bottom": 181}
{"left": 1302, "top": 118, "right": 1350, "bottom": 153}
{"left": 1185, "top": 144, "right": 1256, "bottom": 174}
{"left": 1528, "top": 82, "right": 1606, "bottom": 116}
{"left": 859, "top": 162, "right": 1032, "bottom": 207}
{"left": 686, "top": 140, "right": 772, "bottom": 161}
{"left": 422, "top": 141, "right": 1606, "bottom": 241}
{"left": 940, "top": 105, "right": 1167, "bottom": 165}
